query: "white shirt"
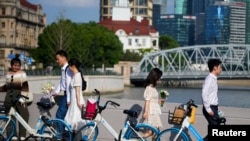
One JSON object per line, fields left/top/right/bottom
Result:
{"left": 54, "top": 63, "right": 72, "bottom": 103}
{"left": 202, "top": 73, "right": 219, "bottom": 113}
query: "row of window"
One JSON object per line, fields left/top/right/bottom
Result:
{"left": 1, "top": 7, "right": 44, "bottom": 24}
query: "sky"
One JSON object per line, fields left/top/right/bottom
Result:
{"left": 29, "top": 0, "right": 99, "bottom": 25}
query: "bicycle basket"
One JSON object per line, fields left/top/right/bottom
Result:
{"left": 81, "top": 107, "right": 97, "bottom": 120}
{"left": 168, "top": 106, "right": 186, "bottom": 125}
{"left": 81, "top": 98, "right": 97, "bottom": 120}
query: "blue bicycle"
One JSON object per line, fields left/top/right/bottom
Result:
{"left": 0, "top": 94, "right": 72, "bottom": 141}
{"left": 73, "top": 89, "right": 160, "bottom": 141}
{"left": 155, "top": 99, "right": 226, "bottom": 141}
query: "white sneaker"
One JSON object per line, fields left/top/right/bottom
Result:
{"left": 11, "top": 136, "right": 18, "bottom": 140}
{"left": 11, "top": 136, "right": 26, "bottom": 141}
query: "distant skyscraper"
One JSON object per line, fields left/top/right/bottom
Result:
{"left": 192, "top": 0, "right": 205, "bottom": 14}
{"left": 155, "top": 15, "right": 196, "bottom": 46}
{"left": 205, "top": 1, "right": 246, "bottom": 44}
{"left": 234, "top": 0, "right": 250, "bottom": 44}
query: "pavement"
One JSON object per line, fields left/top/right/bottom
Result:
{"left": 1, "top": 93, "right": 250, "bottom": 140}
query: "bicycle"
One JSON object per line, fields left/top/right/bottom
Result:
{"left": 155, "top": 99, "right": 226, "bottom": 141}
{"left": 0, "top": 94, "right": 72, "bottom": 141}
{"left": 73, "top": 89, "right": 160, "bottom": 141}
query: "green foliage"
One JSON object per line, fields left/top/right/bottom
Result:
{"left": 159, "top": 35, "right": 179, "bottom": 50}
{"left": 32, "top": 20, "right": 123, "bottom": 69}
{"left": 120, "top": 50, "right": 143, "bottom": 61}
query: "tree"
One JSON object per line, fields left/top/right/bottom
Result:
{"left": 32, "top": 21, "right": 123, "bottom": 69}
{"left": 159, "top": 35, "right": 179, "bottom": 50}
{"left": 120, "top": 50, "right": 143, "bottom": 61}
{"left": 31, "top": 19, "right": 75, "bottom": 67}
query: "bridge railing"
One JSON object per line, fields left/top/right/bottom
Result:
{"left": 131, "top": 44, "right": 250, "bottom": 81}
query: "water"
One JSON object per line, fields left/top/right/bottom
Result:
{"left": 104, "top": 86, "right": 250, "bottom": 108}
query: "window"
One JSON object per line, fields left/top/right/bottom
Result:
{"left": 2, "top": 8, "right": 5, "bottom": 15}
{"left": 0, "top": 35, "right": 6, "bottom": 44}
{"left": 0, "top": 50, "right": 5, "bottom": 58}
{"left": 135, "top": 38, "right": 138, "bottom": 43}
{"left": 10, "top": 35, "right": 14, "bottom": 44}
{"left": 1, "top": 22, "right": 5, "bottom": 28}
{"left": 128, "top": 39, "right": 132, "bottom": 45}
{"left": 142, "top": 39, "right": 146, "bottom": 46}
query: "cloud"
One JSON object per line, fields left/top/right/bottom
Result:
{"left": 42, "top": 0, "right": 97, "bottom": 8}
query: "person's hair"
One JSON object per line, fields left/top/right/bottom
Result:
{"left": 68, "top": 58, "right": 81, "bottom": 71}
{"left": 56, "top": 50, "right": 68, "bottom": 59}
{"left": 10, "top": 54, "right": 21, "bottom": 66}
{"left": 144, "top": 68, "right": 163, "bottom": 87}
{"left": 207, "top": 58, "right": 222, "bottom": 72}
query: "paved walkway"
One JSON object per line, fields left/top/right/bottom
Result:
{"left": 1, "top": 93, "right": 250, "bottom": 140}
{"left": 30, "top": 94, "right": 250, "bottom": 140}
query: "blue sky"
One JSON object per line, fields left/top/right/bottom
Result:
{"left": 29, "top": 0, "right": 99, "bottom": 25}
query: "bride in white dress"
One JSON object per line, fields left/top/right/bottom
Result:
{"left": 64, "top": 58, "right": 86, "bottom": 132}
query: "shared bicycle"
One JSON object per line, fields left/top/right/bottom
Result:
{"left": 155, "top": 99, "right": 226, "bottom": 141}
{"left": 0, "top": 94, "right": 72, "bottom": 141}
{"left": 73, "top": 89, "right": 160, "bottom": 141}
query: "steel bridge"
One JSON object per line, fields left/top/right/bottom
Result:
{"left": 130, "top": 44, "right": 250, "bottom": 86}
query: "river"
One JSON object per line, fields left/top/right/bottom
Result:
{"left": 104, "top": 86, "right": 250, "bottom": 109}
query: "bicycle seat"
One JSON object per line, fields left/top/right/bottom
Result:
{"left": 123, "top": 110, "right": 138, "bottom": 118}
{"left": 37, "top": 102, "right": 55, "bottom": 110}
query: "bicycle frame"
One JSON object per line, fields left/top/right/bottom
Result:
{"left": 88, "top": 113, "right": 144, "bottom": 141}
{"left": 2, "top": 106, "right": 53, "bottom": 138}
{"left": 177, "top": 117, "right": 203, "bottom": 141}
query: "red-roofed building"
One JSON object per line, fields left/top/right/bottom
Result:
{"left": 0, "top": 0, "right": 46, "bottom": 70}
{"left": 99, "top": 10, "right": 159, "bottom": 52}
{"left": 99, "top": 0, "right": 158, "bottom": 52}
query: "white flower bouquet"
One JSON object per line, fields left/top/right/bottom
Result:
{"left": 160, "top": 90, "right": 169, "bottom": 107}
{"left": 41, "top": 82, "right": 55, "bottom": 103}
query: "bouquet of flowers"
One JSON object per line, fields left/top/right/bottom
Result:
{"left": 160, "top": 90, "right": 169, "bottom": 107}
{"left": 41, "top": 82, "right": 55, "bottom": 103}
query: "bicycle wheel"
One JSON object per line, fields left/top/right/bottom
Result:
{"left": 73, "top": 122, "right": 98, "bottom": 141}
{"left": 39, "top": 119, "right": 72, "bottom": 141}
{"left": 155, "top": 128, "right": 189, "bottom": 141}
{"left": 0, "top": 116, "right": 16, "bottom": 141}
{"left": 125, "top": 123, "right": 160, "bottom": 141}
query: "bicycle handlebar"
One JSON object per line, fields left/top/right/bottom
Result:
{"left": 186, "top": 99, "right": 198, "bottom": 108}
{"left": 10, "top": 94, "right": 29, "bottom": 104}
{"left": 93, "top": 89, "right": 120, "bottom": 113}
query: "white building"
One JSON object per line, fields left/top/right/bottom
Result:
{"left": 99, "top": 1, "right": 159, "bottom": 52}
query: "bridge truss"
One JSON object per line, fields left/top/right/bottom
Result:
{"left": 130, "top": 44, "right": 250, "bottom": 85}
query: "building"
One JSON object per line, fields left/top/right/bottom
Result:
{"left": 155, "top": 14, "right": 196, "bottom": 47}
{"left": 99, "top": 17, "right": 159, "bottom": 52}
{"left": 235, "top": 0, "right": 250, "bottom": 44}
{"left": 99, "top": 1, "right": 159, "bottom": 52}
{"left": 0, "top": 0, "right": 46, "bottom": 71}
{"left": 100, "top": 0, "right": 153, "bottom": 25}
{"left": 205, "top": 1, "right": 246, "bottom": 44}
{"left": 153, "top": 0, "right": 196, "bottom": 47}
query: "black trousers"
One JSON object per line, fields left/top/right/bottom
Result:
{"left": 202, "top": 105, "right": 220, "bottom": 125}
{"left": 202, "top": 105, "right": 220, "bottom": 140}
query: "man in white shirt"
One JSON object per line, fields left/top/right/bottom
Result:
{"left": 54, "top": 50, "right": 72, "bottom": 132}
{"left": 201, "top": 58, "right": 222, "bottom": 141}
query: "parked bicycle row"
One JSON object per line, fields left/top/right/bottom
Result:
{"left": 0, "top": 50, "right": 227, "bottom": 141}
